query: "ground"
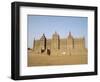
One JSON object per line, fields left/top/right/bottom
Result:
{"left": 28, "top": 50, "right": 87, "bottom": 66}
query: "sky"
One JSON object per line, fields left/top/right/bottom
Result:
{"left": 27, "top": 15, "right": 88, "bottom": 48}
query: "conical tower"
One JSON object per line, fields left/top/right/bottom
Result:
{"left": 40, "top": 33, "right": 46, "bottom": 50}
{"left": 67, "top": 32, "right": 74, "bottom": 49}
{"left": 51, "top": 32, "right": 60, "bottom": 50}
{"left": 33, "top": 38, "right": 35, "bottom": 50}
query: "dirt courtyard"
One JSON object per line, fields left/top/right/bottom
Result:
{"left": 28, "top": 51, "right": 88, "bottom": 67}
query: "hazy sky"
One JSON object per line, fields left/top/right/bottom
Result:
{"left": 27, "top": 15, "right": 88, "bottom": 48}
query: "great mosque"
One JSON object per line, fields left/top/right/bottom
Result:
{"left": 28, "top": 32, "right": 87, "bottom": 66}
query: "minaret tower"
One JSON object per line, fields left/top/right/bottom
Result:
{"left": 67, "top": 32, "right": 74, "bottom": 49}
{"left": 40, "top": 34, "right": 46, "bottom": 50}
{"left": 51, "top": 32, "right": 60, "bottom": 50}
{"left": 33, "top": 38, "right": 35, "bottom": 50}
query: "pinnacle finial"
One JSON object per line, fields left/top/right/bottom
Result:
{"left": 69, "top": 32, "right": 71, "bottom": 36}
{"left": 43, "top": 33, "right": 45, "bottom": 36}
{"left": 53, "top": 31, "right": 57, "bottom": 36}
{"left": 55, "top": 31, "right": 57, "bottom": 34}
{"left": 41, "top": 33, "right": 46, "bottom": 39}
{"left": 68, "top": 31, "right": 73, "bottom": 38}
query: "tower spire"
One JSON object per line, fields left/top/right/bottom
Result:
{"left": 55, "top": 31, "right": 57, "bottom": 34}
{"left": 41, "top": 33, "right": 46, "bottom": 39}
{"left": 43, "top": 33, "right": 45, "bottom": 36}
{"left": 69, "top": 32, "right": 71, "bottom": 37}
{"left": 68, "top": 31, "right": 73, "bottom": 38}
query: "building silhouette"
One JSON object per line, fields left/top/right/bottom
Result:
{"left": 32, "top": 32, "right": 87, "bottom": 56}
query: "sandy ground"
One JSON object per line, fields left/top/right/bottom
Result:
{"left": 28, "top": 51, "right": 87, "bottom": 66}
